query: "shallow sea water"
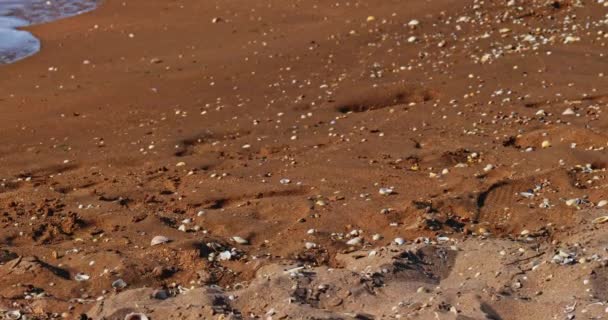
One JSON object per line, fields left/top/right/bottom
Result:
{"left": 0, "top": 0, "right": 98, "bottom": 64}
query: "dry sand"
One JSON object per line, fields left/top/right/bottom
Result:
{"left": 1, "top": 0, "right": 608, "bottom": 319}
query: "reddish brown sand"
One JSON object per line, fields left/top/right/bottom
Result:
{"left": 1, "top": 0, "right": 608, "bottom": 319}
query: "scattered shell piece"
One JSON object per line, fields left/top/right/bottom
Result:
{"left": 541, "top": 140, "right": 551, "bottom": 148}
{"left": 346, "top": 237, "right": 362, "bottom": 246}
{"left": 219, "top": 251, "right": 232, "bottom": 261}
{"left": 232, "top": 236, "right": 249, "bottom": 245}
{"left": 124, "top": 313, "right": 149, "bottom": 320}
{"left": 372, "top": 234, "right": 382, "bottom": 241}
{"left": 5, "top": 310, "right": 21, "bottom": 320}
{"left": 378, "top": 187, "right": 394, "bottom": 196}
{"left": 151, "top": 236, "right": 170, "bottom": 246}
{"left": 597, "top": 200, "right": 608, "bottom": 207}
{"left": 75, "top": 273, "right": 90, "bottom": 282}
{"left": 592, "top": 216, "right": 608, "bottom": 224}
{"left": 562, "top": 108, "right": 575, "bottom": 115}
{"left": 304, "top": 242, "right": 317, "bottom": 249}
{"left": 394, "top": 237, "right": 405, "bottom": 245}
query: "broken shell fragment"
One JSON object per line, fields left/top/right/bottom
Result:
{"left": 345, "top": 237, "right": 362, "bottom": 246}
{"left": 232, "top": 236, "right": 249, "bottom": 245}
{"left": 151, "top": 236, "right": 170, "bottom": 246}
{"left": 378, "top": 187, "right": 394, "bottom": 196}
{"left": 124, "top": 313, "right": 149, "bottom": 320}
{"left": 75, "top": 273, "right": 90, "bottom": 281}
{"left": 592, "top": 216, "right": 608, "bottom": 224}
{"left": 394, "top": 237, "right": 405, "bottom": 245}
{"left": 562, "top": 108, "right": 575, "bottom": 115}
{"left": 5, "top": 310, "right": 21, "bottom": 320}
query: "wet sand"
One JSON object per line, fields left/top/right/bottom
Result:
{"left": 1, "top": 0, "right": 608, "bottom": 319}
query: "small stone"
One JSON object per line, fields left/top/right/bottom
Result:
{"left": 394, "top": 237, "right": 405, "bottom": 245}
{"left": 112, "top": 279, "right": 127, "bottom": 289}
{"left": 152, "top": 289, "right": 169, "bottom": 300}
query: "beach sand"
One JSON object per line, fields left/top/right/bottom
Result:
{"left": 1, "top": 0, "right": 608, "bottom": 318}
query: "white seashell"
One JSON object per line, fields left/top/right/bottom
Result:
{"left": 307, "top": 229, "right": 316, "bottom": 235}
{"left": 394, "top": 237, "right": 405, "bottom": 246}
{"left": 218, "top": 251, "right": 232, "bottom": 261}
{"left": 178, "top": 224, "right": 187, "bottom": 232}
{"left": 232, "top": 236, "right": 249, "bottom": 245}
{"left": 75, "top": 273, "right": 90, "bottom": 281}
{"left": 124, "top": 313, "right": 149, "bottom": 320}
{"left": 562, "top": 108, "right": 575, "bottom": 115}
{"left": 150, "top": 236, "right": 170, "bottom": 246}
{"left": 597, "top": 200, "right": 608, "bottom": 207}
{"left": 408, "top": 19, "right": 420, "bottom": 27}
{"left": 5, "top": 310, "right": 21, "bottom": 320}
{"left": 372, "top": 234, "right": 382, "bottom": 241}
{"left": 346, "top": 237, "right": 362, "bottom": 246}
{"left": 304, "top": 242, "right": 317, "bottom": 249}
{"left": 378, "top": 187, "right": 394, "bottom": 196}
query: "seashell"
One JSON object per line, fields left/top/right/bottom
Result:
{"left": 372, "top": 234, "right": 382, "bottom": 241}
{"left": 75, "top": 273, "right": 90, "bottom": 281}
{"left": 150, "top": 236, "right": 170, "bottom": 246}
{"left": 5, "top": 310, "right": 21, "bottom": 320}
{"left": 562, "top": 108, "right": 575, "bottom": 115}
{"left": 112, "top": 279, "right": 127, "bottom": 289}
{"left": 346, "top": 237, "right": 362, "bottom": 246}
{"left": 232, "top": 236, "right": 249, "bottom": 245}
{"left": 378, "top": 187, "right": 394, "bottom": 196}
{"left": 124, "top": 313, "right": 149, "bottom": 320}
{"left": 597, "top": 200, "right": 608, "bottom": 207}
{"left": 394, "top": 237, "right": 405, "bottom": 246}
{"left": 592, "top": 216, "right": 608, "bottom": 224}
{"left": 304, "top": 242, "right": 317, "bottom": 249}
{"left": 218, "top": 251, "right": 232, "bottom": 261}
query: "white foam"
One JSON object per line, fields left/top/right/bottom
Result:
{"left": 0, "top": 0, "right": 97, "bottom": 64}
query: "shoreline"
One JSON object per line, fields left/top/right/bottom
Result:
{"left": 0, "top": 0, "right": 98, "bottom": 64}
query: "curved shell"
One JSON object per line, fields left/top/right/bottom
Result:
{"left": 124, "top": 313, "right": 149, "bottom": 320}
{"left": 150, "top": 235, "right": 170, "bottom": 246}
{"left": 74, "top": 273, "right": 90, "bottom": 281}
{"left": 5, "top": 310, "right": 21, "bottom": 320}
